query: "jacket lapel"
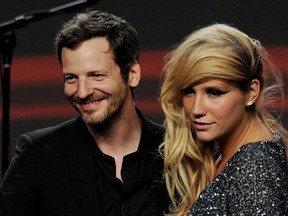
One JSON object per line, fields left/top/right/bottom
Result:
{"left": 64, "top": 118, "right": 102, "bottom": 215}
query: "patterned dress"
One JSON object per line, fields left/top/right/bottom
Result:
{"left": 188, "top": 134, "right": 288, "bottom": 216}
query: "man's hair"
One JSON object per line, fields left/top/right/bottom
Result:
{"left": 55, "top": 10, "right": 139, "bottom": 82}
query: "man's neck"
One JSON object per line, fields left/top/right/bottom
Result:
{"left": 87, "top": 107, "right": 141, "bottom": 181}
{"left": 87, "top": 107, "right": 141, "bottom": 157}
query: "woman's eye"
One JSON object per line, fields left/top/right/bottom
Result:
{"left": 181, "top": 87, "right": 195, "bottom": 95}
{"left": 207, "top": 88, "right": 228, "bottom": 96}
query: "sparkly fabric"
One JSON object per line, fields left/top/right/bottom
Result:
{"left": 188, "top": 134, "right": 288, "bottom": 216}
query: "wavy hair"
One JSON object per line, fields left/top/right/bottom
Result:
{"left": 160, "top": 23, "right": 288, "bottom": 215}
{"left": 55, "top": 10, "right": 139, "bottom": 83}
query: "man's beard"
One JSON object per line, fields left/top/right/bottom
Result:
{"left": 70, "top": 86, "right": 128, "bottom": 127}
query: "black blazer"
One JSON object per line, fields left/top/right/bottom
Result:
{"left": 0, "top": 115, "right": 166, "bottom": 216}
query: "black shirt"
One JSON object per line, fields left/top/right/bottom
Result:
{"left": 92, "top": 109, "right": 168, "bottom": 216}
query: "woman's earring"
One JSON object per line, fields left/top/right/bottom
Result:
{"left": 246, "top": 101, "right": 254, "bottom": 106}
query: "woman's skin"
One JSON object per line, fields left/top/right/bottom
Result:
{"left": 182, "top": 78, "right": 273, "bottom": 176}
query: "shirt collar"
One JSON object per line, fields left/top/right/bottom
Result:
{"left": 92, "top": 107, "right": 159, "bottom": 160}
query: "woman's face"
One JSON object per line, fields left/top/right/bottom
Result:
{"left": 182, "top": 78, "right": 249, "bottom": 144}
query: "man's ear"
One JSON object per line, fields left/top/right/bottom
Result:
{"left": 246, "top": 79, "right": 260, "bottom": 106}
{"left": 128, "top": 62, "right": 141, "bottom": 88}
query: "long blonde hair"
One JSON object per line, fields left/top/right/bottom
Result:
{"left": 160, "top": 23, "right": 288, "bottom": 215}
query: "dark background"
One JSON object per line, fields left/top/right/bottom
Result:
{"left": 1, "top": 0, "right": 288, "bottom": 179}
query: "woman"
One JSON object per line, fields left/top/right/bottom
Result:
{"left": 160, "top": 23, "right": 288, "bottom": 215}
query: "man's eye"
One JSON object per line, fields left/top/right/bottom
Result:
{"left": 91, "top": 73, "right": 106, "bottom": 81}
{"left": 64, "top": 75, "right": 77, "bottom": 84}
{"left": 181, "top": 87, "right": 195, "bottom": 95}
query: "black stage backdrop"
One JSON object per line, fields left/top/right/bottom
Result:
{"left": 0, "top": 0, "right": 288, "bottom": 179}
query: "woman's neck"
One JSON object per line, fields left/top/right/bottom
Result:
{"left": 215, "top": 116, "right": 273, "bottom": 176}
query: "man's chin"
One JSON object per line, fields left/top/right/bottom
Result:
{"left": 81, "top": 112, "right": 106, "bottom": 125}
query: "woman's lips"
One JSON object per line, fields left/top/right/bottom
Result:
{"left": 193, "top": 121, "right": 212, "bottom": 130}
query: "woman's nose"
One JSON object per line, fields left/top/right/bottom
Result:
{"left": 191, "top": 95, "right": 206, "bottom": 117}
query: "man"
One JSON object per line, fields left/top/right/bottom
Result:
{"left": 0, "top": 11, "right": 168, "bottom": 215}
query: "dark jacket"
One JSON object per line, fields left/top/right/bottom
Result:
{"left": 0, "top": 113, "right": 168, "bottom": 216}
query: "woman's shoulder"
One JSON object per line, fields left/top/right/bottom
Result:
{"left": 189, "top": 135, "right": 288, "bottom": 215}
{"left": 230, "top": 134, "right": 285, "bottom": 163}
{"left": 224, "top": 134, "right": 287, "bottom": 180}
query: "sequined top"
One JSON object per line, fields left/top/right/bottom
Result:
{"left": 188, "top": 134, "right": 288, "bottom": 216}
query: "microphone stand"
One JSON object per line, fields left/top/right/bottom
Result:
{"left": 0, "top": 0, "right": 101, "bottom": 179}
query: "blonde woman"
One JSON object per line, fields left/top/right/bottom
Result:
{"left": 160, "top": 23, "right": 288, "bottom": 215}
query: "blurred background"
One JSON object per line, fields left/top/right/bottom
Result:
{"left": 0, "top": 0, "right": 287, "bottom": 179}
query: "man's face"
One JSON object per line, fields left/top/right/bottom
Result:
{"left": 61, "top": 37, "right": 130, "bottom": 125}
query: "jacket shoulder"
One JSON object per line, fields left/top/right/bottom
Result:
{"left": 24, "top": 117, "right": 87, "bottom": 144}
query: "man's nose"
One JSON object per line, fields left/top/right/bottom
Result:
{"left": 77, "top": 78, "right": 93, "bottom": 99}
